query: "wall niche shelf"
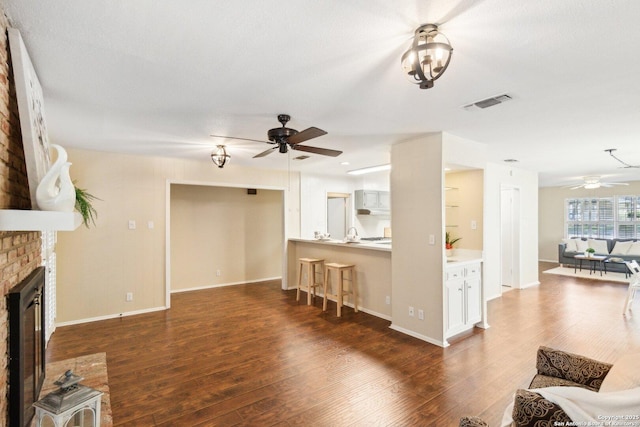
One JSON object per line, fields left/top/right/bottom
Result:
{"left": 0, "top": 209, "right": 82, "bottom": 231}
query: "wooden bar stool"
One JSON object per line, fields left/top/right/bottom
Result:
{"left": 323, "top": 263, "right": 358, "bottom": 317}
{"left": 297, "top": 258, "right": 325, "bottom": 305}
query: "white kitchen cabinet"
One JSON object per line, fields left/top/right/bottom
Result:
{"left": 355, "top": 190, "right": 390, "bottom": 211}
{"left": 445, "top": 261, "right": 482, "bottom": 338}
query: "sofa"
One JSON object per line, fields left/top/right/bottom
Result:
{"left": 459, "top": 346, "right": 626, "bottom": 427}
{"left": 558, "top": 237, "right": 640, "bottom": 273}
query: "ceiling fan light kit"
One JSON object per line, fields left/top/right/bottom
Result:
{"left": 211, "top": 145, "right": 230, "bottom": 168}
{"left": 567, "top": 175, "right": 629, "bottom": 190}
{"left": 401, "top": 24, "right": 453, "bottom": 89}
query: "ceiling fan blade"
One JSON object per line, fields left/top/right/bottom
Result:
{"left": 601, "top": 182, "right": 629, "bottom": 187}
{"left": 210, "top": 134, "right": 269, "bottom": 144}
{"left": 292, "top": 144, "right": 343, "bottom": 157}
{"left": 253, "top": 146, "right": 278, "bottom": 158}
{"left": 287, "top": 127, "right": 327, "bottom": 145}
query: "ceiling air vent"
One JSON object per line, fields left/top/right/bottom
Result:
{"left": 293, "top": 155, "right": 310, "bottom": 160}
{"left": 463, "top": 94, "right": 512, "bottom": 111}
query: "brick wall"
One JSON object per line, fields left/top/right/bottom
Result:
{"left": 0, "top": 7, "right": 43, "bottom": 427}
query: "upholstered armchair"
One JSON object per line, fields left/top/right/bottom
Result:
{"left": 459, "top": 346, "right": 614, "bottom": 427}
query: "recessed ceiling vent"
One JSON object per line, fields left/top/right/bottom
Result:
{"left": 463, "top": 94, "right": 512, "bottom": 111}
{"left": 293, "top": 155, "right": 310, "bottom": 160}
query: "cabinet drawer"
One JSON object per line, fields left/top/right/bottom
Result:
{"left": 465, "top": 263, "right": 481, "bottom": 278}
{"left": 446, "top": 266, "right": 465, "bottom": 280}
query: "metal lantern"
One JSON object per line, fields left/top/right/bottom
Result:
{"left": 33, "top": 370, "right": 103, "bottom": 427}
{"left": 211, "top": 145, "right": 230, "bottom": 168}
{"left": 401, "top": 23, "right": 453, "bottom": 89}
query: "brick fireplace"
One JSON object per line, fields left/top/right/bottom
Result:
{"left": 0, "top": 6, "right": 43, "bottom": 427}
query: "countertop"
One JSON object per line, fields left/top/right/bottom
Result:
{"left": 446, "top": 250, "right": 483, "bottom": 266}
{"left": 289, "top": 238, "right": 392, "bottom": 252}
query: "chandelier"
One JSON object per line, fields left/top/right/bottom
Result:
{"left": 401, "top": 24, "right": 453, "bottom": 89}
{"left": 211, "top": 145, "right": 230, "bottom": 168}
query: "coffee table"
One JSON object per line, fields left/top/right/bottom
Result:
{"left": 574, "top": 254, "right": 608, "bottom": 276}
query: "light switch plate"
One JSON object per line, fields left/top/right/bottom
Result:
{"left": 128, "top": 220, "right": 136, "bottom": 230}
{"left": 428, "top": 234, "right": 435, "bottom": 245}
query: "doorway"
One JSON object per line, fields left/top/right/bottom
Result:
{"left": 327, "top": 192, "right": 350, "bottom": 240}
{"left": 500, "top": 186, "right": 520, "bottom": 291}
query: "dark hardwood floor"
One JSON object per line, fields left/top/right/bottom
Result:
{"left": 46, "top": 262, "right": 640, "bottom": 426}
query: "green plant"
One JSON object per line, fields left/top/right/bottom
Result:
{"left": 445, "top": 231, "right": 462, "bottom": 249}
{"left": 585, "top": 247, "right": 595, "bottom": 254}
{"left": 74, "top": 183, "right": 100, "bottom": 228}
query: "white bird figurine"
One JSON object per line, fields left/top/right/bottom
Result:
{"left": 36, "top": 144, "right": 76, "bottom": 212}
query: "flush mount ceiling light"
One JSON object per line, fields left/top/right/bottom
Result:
{"left": 401, "top": 24, "right": 453, "bottom": 89}
{"left": 211, "top": 145, "right": 230, "bottom": 168}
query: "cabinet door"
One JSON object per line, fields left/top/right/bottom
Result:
{"left": 465, "top": 276, "right": 482, "bottom": 325}
{"left": 446, "top": 279, "right": 465, "bottom": 334}
{"left": 378, "top": 191, "right": 391, "bottom": 209}
{"left": 363, "top": 191, "right": 379, "bottom": 208}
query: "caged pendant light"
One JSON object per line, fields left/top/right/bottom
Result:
{"left": 401, "top": 24, "right": 453, "bottom": 89}
{"left": 211, "top": 145, "right": 230, "bottom": 168}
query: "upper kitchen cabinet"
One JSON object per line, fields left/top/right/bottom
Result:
{"left": 355, "top": 190, "right": 390, "bottom": 214}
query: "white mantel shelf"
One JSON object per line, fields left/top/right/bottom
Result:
{"left": 0, "top": 209, "right": 83, "bottom": 231}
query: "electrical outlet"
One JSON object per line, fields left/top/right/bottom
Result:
{"left": 385, "top": 295, "right": 391, "bottom": 305}
{"left": 126, "top": 292, "right": 133, "bottom": 302}
{"left": 216, "top": 269, "right": 221, "bottom": 277}
{"left": 409, "top": 306, "right": 414, "bottom": 317}
{"left": 418, "top": 309, "right": 424, "bottom": 320}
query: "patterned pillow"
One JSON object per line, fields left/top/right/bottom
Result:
{"left": 511, "top": 389, "right": 571, "bottom": 427}
{"left": 459, "top": 416, "right": 488, "bottom": 427}
{"left": 536, "top": 346, "right": 612, "bottom": 391}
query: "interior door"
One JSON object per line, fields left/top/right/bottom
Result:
{"left": 327, "top": 195, "right": 348, "bottom": 239}
{"left": 500, "top": 187, "right": 520, "bottom": 290}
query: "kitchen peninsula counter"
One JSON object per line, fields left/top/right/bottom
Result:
{"left": 288, "top": 238, "right": 391, "bottom": 252}
{"left": 287, "top": 238, "right": 392, "bottom": 319}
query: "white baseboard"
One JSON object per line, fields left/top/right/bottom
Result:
{"left": 388, "top": 323, "right": 448, "bottom": 348}
{"left": 171, "top": 276, "right": 282, "bottom": 293}
{"left": 539, "top": 258, "right": 559, "bottom": 263}
{"left": 520, "top": 280, "right": 541, "bottom": 289}
{"left": 56, "top": 305, "right": 167, "bottom": 327}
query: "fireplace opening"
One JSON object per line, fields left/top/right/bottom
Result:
{"left": 8, "top": 266, "right": 46, "bottom": 427}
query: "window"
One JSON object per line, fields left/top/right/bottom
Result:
{"left": 565, "top": 196, "right": 640, "bottom": 238}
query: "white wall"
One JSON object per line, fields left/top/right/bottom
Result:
{"left": 391, "top": 133, "right": 445, "bottom": 346}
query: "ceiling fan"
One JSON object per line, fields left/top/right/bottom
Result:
{"left": 605, "top": 148, "right": 640, "bottom": 168}
{"left": 210, "top": 114, "right": 342, "bottom": 159}
{"left": 565, "top": 175, "right": 629, "bottom": 190}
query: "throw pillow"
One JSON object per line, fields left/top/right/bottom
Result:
{"left": 562, "top": 238, "right": 578, "bottom": 252}
{"left": 627, "top": 242, "right": 640, "bottom": 256}
{"left": 599, "top": 353, "right": 640, "bottom": 392}
{"left": 611, "top": 240, "right": 633, "bottom": 255}
{"left": 576, "top": 239, "right": 589, "bottom": 252}
{"left": 587, "top": 239, "right": 609, "bottom": 255}
{"left": 511, "top": 389, "right": 571, "bottom": 426}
